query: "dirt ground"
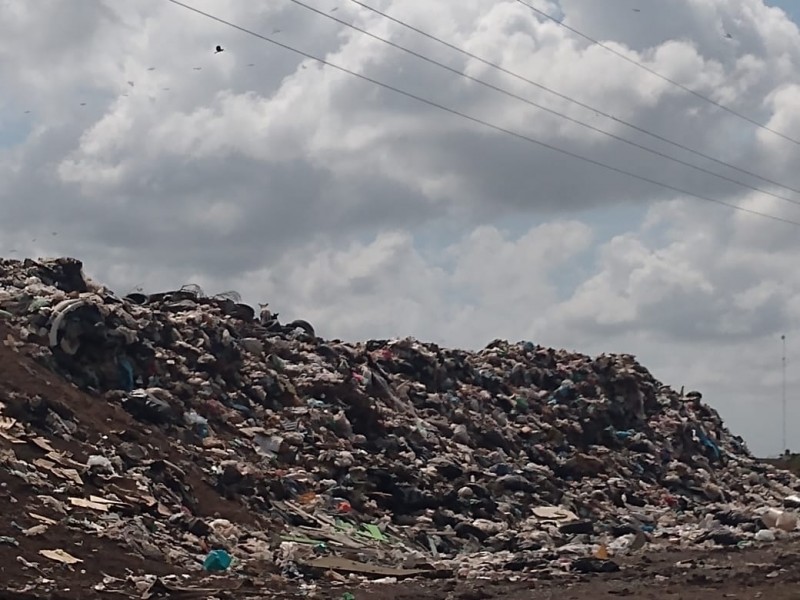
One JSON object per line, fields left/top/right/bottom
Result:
{"left": 2, "top": 324, "right": 800, "bottom": 599}
{"left": 2, "top": 541, "right": 800, "bottom": 599}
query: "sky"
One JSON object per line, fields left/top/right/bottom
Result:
{"left": 1, "top": 0, "right": 800, "bottom": 456}
{"left": 768, "top": 0, "right": 800, "bottom": 22}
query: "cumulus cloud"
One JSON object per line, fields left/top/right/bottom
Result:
{"left": 1, "top": 0, "right": 800, "bottom": 454}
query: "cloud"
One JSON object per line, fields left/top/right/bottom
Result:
{"left": 2, "top": 0, "right": 800, "bottom": 454}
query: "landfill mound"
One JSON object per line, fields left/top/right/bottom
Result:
{"left": 1, "top": 257, "right": 799, "bottom": 598}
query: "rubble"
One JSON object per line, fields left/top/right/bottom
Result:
{"left": 0, "top": 256, "right": 799, "bottom": 598}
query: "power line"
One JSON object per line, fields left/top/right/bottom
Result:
{"left": 349, "top": 0, "right": 800, "bottom": 197}
{"left": 286, "top": 0, "right": 800, "bottom": 208}
{"left": 163, "top": 0, "right": 800, "bottom": 229}
{"left": 515, "top": 0, "right": 800, "bottom": 147}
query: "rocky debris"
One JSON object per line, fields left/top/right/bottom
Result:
{"left": 0, "top": 256, "right": 799, "bottom": 597}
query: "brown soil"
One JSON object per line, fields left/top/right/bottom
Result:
{"left": 0, "top": 323, "right": 270, "bottom": 597}
{"left": 4, "top": 540, "right": 800, "bottom": 599}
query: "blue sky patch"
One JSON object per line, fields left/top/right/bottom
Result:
{"left": 766, "top": 0, "right": 800, "bottom": 22}
{"left": 0, "top": 116, "right": 32, "bottom": 149}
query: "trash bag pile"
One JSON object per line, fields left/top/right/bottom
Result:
{"left": 1, "top": 257, "right": 798, "bottom": 587}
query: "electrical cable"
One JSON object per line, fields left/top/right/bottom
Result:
{"left": 349, "top": 0, "right": 800, "bottom": 196}
{"left": 286, "top": 0, "right": 800, "bottom": 207}
{"left": 515, "top": 0, "right": 800, "bottom": 147}
{"left": 163, "top": 0, "right": 800, "bottom": 228}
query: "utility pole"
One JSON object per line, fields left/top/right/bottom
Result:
{"left": 782, "top": 334, "right": 787, "bottom": 455}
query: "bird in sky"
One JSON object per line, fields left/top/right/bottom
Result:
{"left": 330, "top": 6, "right": 338, "bottom": 11}
{"left": 632, "top": 8, "right": 640, "bottom": 12}
{"left": 724, "top": 32, "right": 733, "bottom": 39}
{"left": 193, "top": 67, "right": 202, "bottom": 71}
{"left": 147, "top": 67, "right": 156, "bottom": 71}
{"left": 215, "top": 45, "right": 224, "bottom": 53}
{"left": 128, "top": 81, "right": 135, "bottom": 87}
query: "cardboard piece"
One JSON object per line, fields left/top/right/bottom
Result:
{"left": 69, "top": 495, "right": 129, "bottom": 512}
{"left": 39, "top": 549, "right": 82, "bottom": 564}
{"left": 69, "top": 497, "right": 110, "bottom": 512}
{"left": 0, "top": 429, "right": 25, "bottom": 444}
{"left": 34, "top": 459, "right": 84, "bottom": 486}
{"left": 30, "top": 437, "right": 56, "bottom": 453}
{"left": 29, "top": 513, "right": 57, "bottom": 525}
{"left": 302, "top": 556, "right": 446, "bottom": 579}
{"left": 532, "top": 506, "right": 579, "bottom": 523}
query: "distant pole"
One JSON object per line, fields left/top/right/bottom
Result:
{"left": 782, "top": 334, "right": 787, "bottom": 454}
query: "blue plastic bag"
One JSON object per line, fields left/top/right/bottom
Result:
{"left": 203, "top": 549, "right": 232, "bottom": 572}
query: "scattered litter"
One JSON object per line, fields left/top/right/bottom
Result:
{"left": 86, "top": 455, "right": 114, "bottom": 471}
{"left": 532, "top": 507, "right": 579, "bottom": 523}
{"left": 203, "top": 549, "right": 233, "bottom": 572}
{"left": 755, "top": 530, "right": 776, "bottom": 542}
{"left": 29, "top": 513, "right": 57, "bottom": 525}
{"left": 0, "top": 257, "right": 797, "bottom": 595}
{"left": 302, "top": 556, "right": 439, "bottom": 578}
{"left": 571, "top": 557, "right": 621, "bottom": 574}
{"left": 22, "top": 524, "right": 49, "bottom": 537}
{"left": 39, "top": 549, "right": 82, "bottom": 564}
{"left": 69, "top": 497, "right": 111, "bottom": 512}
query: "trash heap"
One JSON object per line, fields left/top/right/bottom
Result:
{"left": 0, "top": 257, "right": 799, "bottom": 593}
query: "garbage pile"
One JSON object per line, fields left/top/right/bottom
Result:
{"left": 0, "top": 257, "right": 799, "bottom": 593}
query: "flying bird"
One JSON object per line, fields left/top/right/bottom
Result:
{"left": 128, "top": 81, "right": 135, "bottom": 87}
{"left": 632, "top": 8, "right": 640, "bottom": 12}
{"left": 330, "top": 6, "right": 338, "bottom": 11}
{"left": 215, "top": 45, "right": 224, "bottom": 53}
{"left": 272, "top": 28, "right": 282, "bottom": 34}
{"left": 193, "top": 67, "right": 202, "bottom": 70}
{"left": 723, "top": 32, "right": 733, "bottom": 39}
{"left": 147, "top": 67, "right": 156, "bottom": 71}
{"left": 80, "top": 102, "right": 86, "bottom": 106}
{"left": 247, "top": 63, "right": 255, "bottom": 67}
{"left": 24, "top": 110, "right": 31, "bottom": 114}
